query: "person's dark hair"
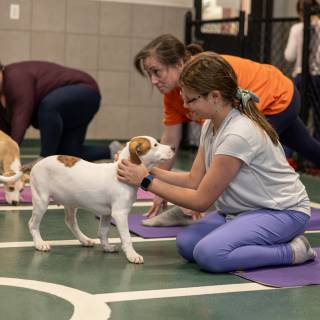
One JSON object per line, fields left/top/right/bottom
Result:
{"left": 134, "top": 34, "right": 203, "bottom": 77}
{"left": 0, "top": 61, "right": 4, "bottom": 71}
{"left": 179, "top": 52, "right": 279, "bottom": 145}
{"left": 296, "top": 0, "right": 319, "bottom": 16}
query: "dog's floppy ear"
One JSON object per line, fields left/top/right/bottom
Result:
{"left": 128, "top": 137, "right": 151, "bottom": 165}
{"left": 129, "top": 140, "right": 142, "bottom": 165}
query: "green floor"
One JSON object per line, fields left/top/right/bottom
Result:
{"left": 0, "top": 145, "right": 320, "bottom": 320}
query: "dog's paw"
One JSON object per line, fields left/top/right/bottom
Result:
{"left": 103, "top": 244, "right": 118, "bottom": 253}
{"left": 80, "top": 238, "right": 95, "bottom": 247}
{"left": 35, "top": 242, "right": 51, "bottom": 252}
{"left": 126, "top": 252, "right": 144, "bottom": 264}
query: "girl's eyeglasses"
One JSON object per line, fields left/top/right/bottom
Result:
{"left": 185, "top": 95, "right": 202, "bottom": 105}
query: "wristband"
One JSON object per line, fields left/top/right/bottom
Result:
{"left": 140, "top": 174, "right": 154, "bottom": 191}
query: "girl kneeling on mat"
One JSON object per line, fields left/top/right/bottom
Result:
{"left": 117, "top": 52, "right": 316, "bottom": 273}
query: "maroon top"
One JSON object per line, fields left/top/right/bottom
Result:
{"left": 0, "top": 61, "right": 100, "bottom": 144}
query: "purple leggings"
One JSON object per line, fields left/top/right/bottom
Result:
{"left": 176, "top": 209, "right": 309, "bottom": 273}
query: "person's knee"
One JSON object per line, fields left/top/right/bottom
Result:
{"left": 193, "top": 243, "right": 229, "bottom": 273}
{"left": 176, "top": 231, "right": 196, "bottom": 262}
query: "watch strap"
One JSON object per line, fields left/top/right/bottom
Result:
{"left": 140, "top": 174, "right": 154, "bottom": 191}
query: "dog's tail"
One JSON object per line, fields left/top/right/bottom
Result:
{"left": 0, "top": 170, "right": 23, "bottom": 183}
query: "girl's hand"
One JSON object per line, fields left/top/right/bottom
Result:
{"left": 117, "top": 159, "right": 149, "bottom": 187}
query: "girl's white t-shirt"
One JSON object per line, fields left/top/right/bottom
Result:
{"left": 200, "top": 109, "right": 310, "bottom": 216}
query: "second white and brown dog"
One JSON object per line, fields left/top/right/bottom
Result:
{"left": 28, "top": 136, "right": 174, "bottom": 264}
{"left": 0, "top": 130, "right": 29, "bottom": 205}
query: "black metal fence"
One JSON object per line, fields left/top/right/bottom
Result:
{"left": 300, "top": 3, "right": 320, "bottom": 139}
{"left": 183, "top": 3, "right": 320, "bottom": 152}
{"left": 246, "top": 16, "right": 298, "bottom": 77}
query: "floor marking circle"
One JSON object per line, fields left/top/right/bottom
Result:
{"left": 0, "top": 277, "right": 110, "bottom": 320}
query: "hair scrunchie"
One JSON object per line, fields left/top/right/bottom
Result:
{"left": 236, "top": 88, "right": 260, "bottom": 108}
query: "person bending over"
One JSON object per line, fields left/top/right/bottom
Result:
{"left": 0, "top": 60, "right": 121, "bottom": 165}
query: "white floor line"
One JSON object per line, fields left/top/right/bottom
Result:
{"left": 1, "top": 201, "right": 319, "bottom": 212}
{"left": 0, "top": 201, "right": 155, "bottom": 212}
{"left": 0, "top": 204, "right": 60, "bottom": 211}
{"left": 0, "top": 229, "right": 318, "bottom": 249}
{"left": 21, "top": 154, "right": 39, "bottom": 159}
{"left": 305, "top": 230, "right": 320, "bottom": 234}
{"left": 0, "top": 277, "right": 111, "bottom": 320}
{"left": 0, "top": 237, "right": 175, "bottom": 248}
{"left": 95, "top": 283, "right": 276, "bottom": 303}
{"left": 310, "top": 201, "right": 320, "bottom": 208}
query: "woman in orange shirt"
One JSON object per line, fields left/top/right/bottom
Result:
{"left": 134, "top": 34, "right": 320, "bottom": 224}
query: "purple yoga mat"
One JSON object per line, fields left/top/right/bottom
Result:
{"left": 118, "top": 209, "right": 320, "bottom": 239}
{"left": 233, "top": 248, "right": 320, "bottom": 288}
{"left": 307, "top": 209, "right": 320, "bottom": 230}
{"left": 0, "top": 186, "right": 33, "bottom": 203}
{"left": 137, "top": 188, "right": 154, "bottom": 200}
{"left": 112, "top": 214, "right": 185, "bottom": 238}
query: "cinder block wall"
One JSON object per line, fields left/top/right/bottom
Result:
{"left": 0, "top": 0, "right": 190, "bottom": 141}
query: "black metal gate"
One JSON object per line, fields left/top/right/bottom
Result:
{"left": 300, "top": 3, "right": 320, "bottom": 137}
{"left": 183, "top": 1, "right": 320, "bottom": 151}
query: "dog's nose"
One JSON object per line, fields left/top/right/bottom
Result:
{"left": 171, "top": 146, "right": 176, "bottom": 152}
{"left": 11, "top": 201, "right": 18, "bottom": 206}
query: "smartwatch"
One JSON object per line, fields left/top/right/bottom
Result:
{"left": 140, "top": 174, "right": 154, "bottom": 191}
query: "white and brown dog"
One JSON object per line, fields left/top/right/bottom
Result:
{"left": 0, "top": 130, "right": 28, "bottom": 205}
{"left": 28, "top": 136, "right": 174, "bottom": 264}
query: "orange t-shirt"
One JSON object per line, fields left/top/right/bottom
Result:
{"left": 163, "top": 55, "right": 294, "bottom": 125}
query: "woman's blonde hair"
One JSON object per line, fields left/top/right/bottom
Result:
{"left": 179, "top": 52, "right": 279, "bottom": 145}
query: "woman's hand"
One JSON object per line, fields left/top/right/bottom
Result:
{"left": 186, "top": 111, "right": 202, "bottom": 122}
{"left": 186, "top": 111, "right": 197, "bottom": 121}
{"left": 144, "top": 196, "right": 168, "bottom": 218}
{"left": 117, "top": 159, "right": 149, "bottom": 187}
{"left": 181, "top": 207, "right": 204, "bottom": 221}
